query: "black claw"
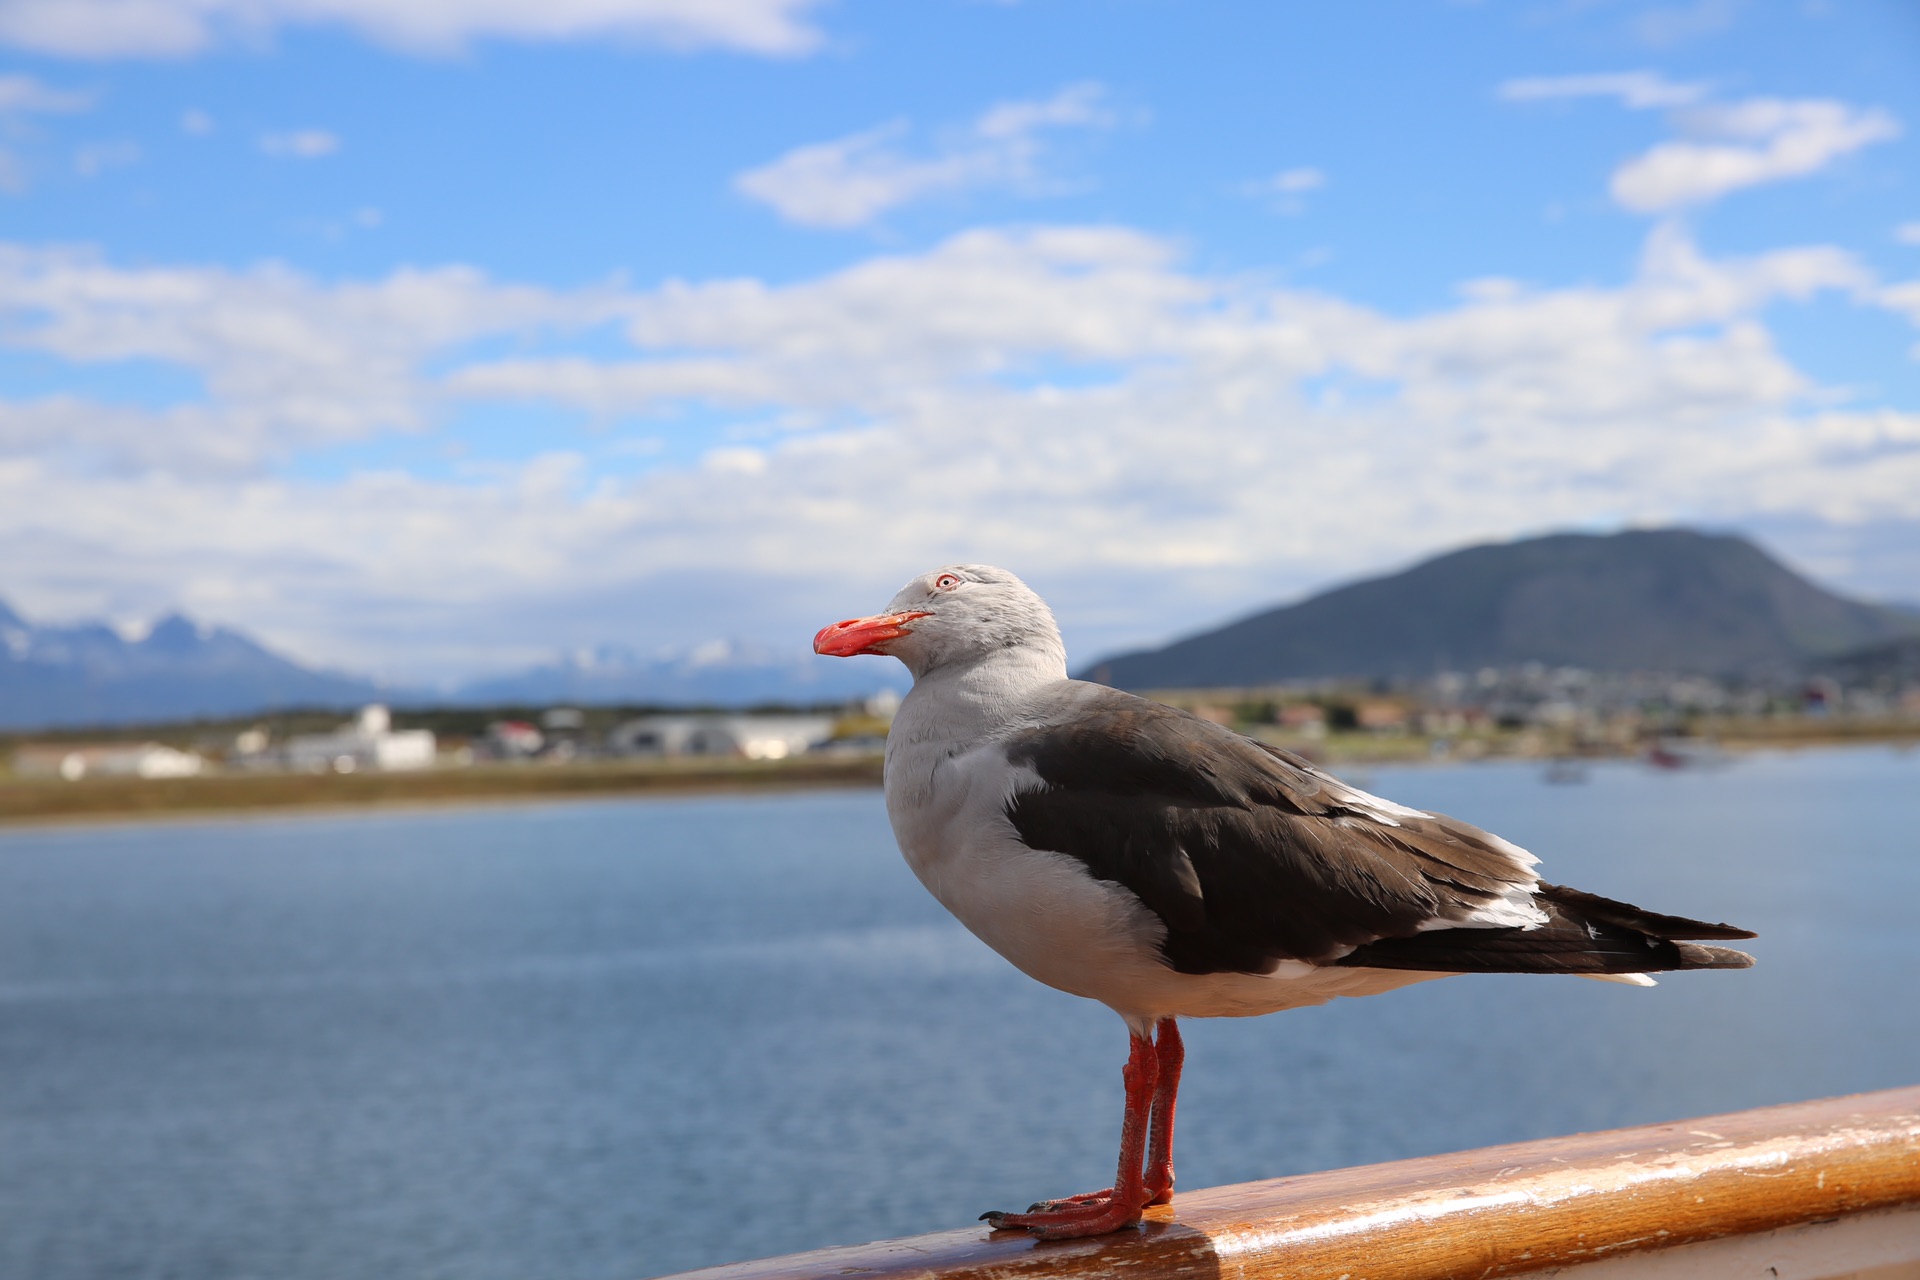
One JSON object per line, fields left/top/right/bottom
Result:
{"left": 1028, "top": 1201, "right": 1046, "bottom": 1213}
{"left": 980, "top": 1211, "right": 1006, "bottom": 1226}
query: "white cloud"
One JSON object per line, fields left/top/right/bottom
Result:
{"left": 0, "top": 72, "right": 90, "bottom": 114}
{"left": 734, "top": 83, "right": 1114, "bottom": 228}
{"left": 1498, "top": 71, "right": 1707, "bottom": 110}
{"left": 1503, "top": 75, "right": 1901, "bottom": 215}
{"left": 452, "top": 226, "right": 1200, "bottom": 411}
{"left": 180, "top": 108, "right": 213, "bottom": 135}
{"left": 0, "top": 245, "right": 625, "bottom": 474}
{"left": 1613, "top": 97, "right": 1900, "bottom": 213}
{"left": 1874, "top": 280, "right": 1920, "bottom": 356}
{"left": 0, "top": 0, "right": 829, "bottom": 59}
{"left": 1897, "top": 223, "right": 1920, "bottom": 246}
{"left": 73, "top": 139, "right": 140, "bottom": 176}
{"left": 1246, "top": 166, "right": 1326, "bottom": 214}
{"left": 1268, "top": 168, "right": 1325, "bottom": 193}
{"left": 260, "top": 129, "right": 340, "bottom": 158}
{"left": 1632, "top": 0, "right": 1742, "bottom": 49}
{"left": 975, "top": 82, "right": 1111, "bottom": 138}
{"left": 4, "top": 224, "right": 1915, "bottom": 678}
{"left": 0, "top": 73, "right": 91, "bottom": 192}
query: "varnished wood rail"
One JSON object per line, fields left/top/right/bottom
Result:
{"left": 663, "top": 1086, "right": 1920, "bottom": 1280}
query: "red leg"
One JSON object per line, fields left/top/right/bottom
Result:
{"left": 1143, "top": 1017, "right": 1183, "bottom": 1206}
{"left": 982, "top": 1030, "right": 1159, "bottom": 1239}
{"left": 1023, "top": 1019, "right": 1186, "bottom": 1212}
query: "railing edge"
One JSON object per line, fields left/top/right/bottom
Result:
{"left": 656, "top": 1084, "right": 1920, "bottom": 1280}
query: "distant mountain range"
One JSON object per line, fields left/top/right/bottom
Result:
{"left": 0, "top": 601, "right": 908, "bottom": 731}
{"left": 6, "top": 527, "right": 1915, "bottom": 730}
{"left": 1082, "top": 529, "right": 1920, "bottom": 690}
{"left": 0, "top": 601, "right": 388, "bottom": 730}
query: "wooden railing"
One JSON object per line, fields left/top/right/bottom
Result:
{"left": 663, "top": 1085, "right": 1920, "bottom": 1280}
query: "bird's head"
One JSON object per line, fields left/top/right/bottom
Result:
{"left": 813, "top": 564, "right": 1066, "bottom": 681}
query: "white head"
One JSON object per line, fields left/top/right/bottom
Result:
{"left": 813, "top": 564, "right": 1067, "bottom": 682}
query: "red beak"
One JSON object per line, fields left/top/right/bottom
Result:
{"left": 813, "top": 611, "right": 932, "bottom": 658}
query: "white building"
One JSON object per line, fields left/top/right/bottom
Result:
{"left": 609, "top": 714, "right": 835, "bottom": 760}
{"left": 13, "top": 742, "right": 205, "bottom": 781}
{"left": 279, "top": 705, "right": 436, "bottom": 773}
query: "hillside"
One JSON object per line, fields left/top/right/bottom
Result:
{"left": 1082, "top": 529, "right": 1920, "bottom": 690}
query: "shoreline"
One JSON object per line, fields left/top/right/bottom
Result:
{"left": 2, "top": 727, "right": 1914, "bottom": 832}
{"left": 0, "top": 756, "right": 885, "bottom": 832}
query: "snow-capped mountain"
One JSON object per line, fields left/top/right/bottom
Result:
{"left": 0, "top": 599, "right": 387, "bottom": 730}
{"left": 0, "top": 598, "right": 904, "bottom": 729}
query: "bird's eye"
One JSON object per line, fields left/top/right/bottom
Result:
{"left": 935, "top": 573, "right": 963, "bottom": 591}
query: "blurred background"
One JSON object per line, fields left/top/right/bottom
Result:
{"left": 1, "top": 0, "right": 1916, "bottom": 682}
{"left": 3, "top": 3, "right": 1920, "bottom": 1279}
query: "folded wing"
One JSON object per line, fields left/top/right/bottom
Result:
{"left": 1001, "top": 683, "right": 1754, "bottom": 977}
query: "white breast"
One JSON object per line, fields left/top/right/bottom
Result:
{"left": 886, "top": 739, "right": 1157, "bottom": 992}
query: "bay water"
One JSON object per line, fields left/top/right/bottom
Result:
{"left": 1, "top": 746, "right": 1915, "bottom": 1279}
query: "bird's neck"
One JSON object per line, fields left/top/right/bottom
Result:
{"left": 895, "top": 645, "right": 1067, "bottom": 746}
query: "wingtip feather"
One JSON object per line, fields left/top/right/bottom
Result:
{"left": 1676, "top": 942, "right": 1757, "bottom": 969}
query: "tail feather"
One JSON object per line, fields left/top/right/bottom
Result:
{"left": 1334, "top": 883, "right": 1756, "bottom": 976}
{"left": 1674, "top": 941, "right": 1758, "bottom": 969}
{"left": 1538, "top": 883, "right": 1756, "bottom": 941}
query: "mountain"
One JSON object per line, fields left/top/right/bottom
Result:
{"left": 452, "top": 640, "right": 909, "bottom": 708}
{"left": 1082, "top": 529, "right": 1920, "bottom": 690}
{"left": 0, "top": 598, "right": 904, "bottom": 730}
{"left": 0, "top": 602, "right": 388, "bottom": 730}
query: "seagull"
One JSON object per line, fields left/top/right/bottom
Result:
{"left": 813, "top": 564, "right": 1756, "bottom": 1241}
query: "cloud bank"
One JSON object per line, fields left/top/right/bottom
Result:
{"left": 3, "top": 221, "right": 1917, "bottom": 678}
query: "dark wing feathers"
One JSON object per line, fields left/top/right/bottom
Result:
{"left": 1336, "top": 883, "right": 1756, "bottom": 975}
{"left": 1003, "top": 683, "right": 1756, "bottom": 978}
{"left": 1534, "top": 883, "right": 1755, "bottom": 942}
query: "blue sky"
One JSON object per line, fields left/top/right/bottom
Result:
{"left": 2, "top": 0, "right": 1918, "bottom": 683}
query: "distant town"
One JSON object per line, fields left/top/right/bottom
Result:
{"left": 4, "top": 693, "right": 895, "bottom": 784}
{"left": 3, "top": 654, "right": 1917, "bottom": 826}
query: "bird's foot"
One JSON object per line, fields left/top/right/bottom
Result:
{"left": 981, "top": 1190, "right": 1148, "bottom": 1240}
{"left": 1021, "top": 1182, "right": 1167, "bottom": 1212}
{"left": 1024, "top": 1187, "right": 1111, "bottom": 1212}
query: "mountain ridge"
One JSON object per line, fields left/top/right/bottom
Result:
{"left": 0, "top": 603, "right": 906, "bottom": 730}
{"left": 0, "top": 606, "right": 391, "bottom": 730}
{"left": 1081, "top": 528, "right": 1920, "bottom": 690}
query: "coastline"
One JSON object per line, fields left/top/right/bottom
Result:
{"left": 2, "top": 721, "right": 1914, "bottom": 832}
{"left": 0, "top": 756, "right": 885, "bottom": 831}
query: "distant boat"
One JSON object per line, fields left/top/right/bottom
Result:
{"left": 1644, "top": 737, "right": 1729, "bottom": 770}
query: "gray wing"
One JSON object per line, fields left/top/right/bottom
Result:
{"left": 1002, "top": 683, "right": 1753, "bottom": 976}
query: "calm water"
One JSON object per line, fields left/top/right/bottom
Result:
{"left": 0, "top": 747, "right": 1916, "bottom": 1279}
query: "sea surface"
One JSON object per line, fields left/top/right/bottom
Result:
{"left": 0, "top": 746, "right": 1915, "bottom": 1280}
